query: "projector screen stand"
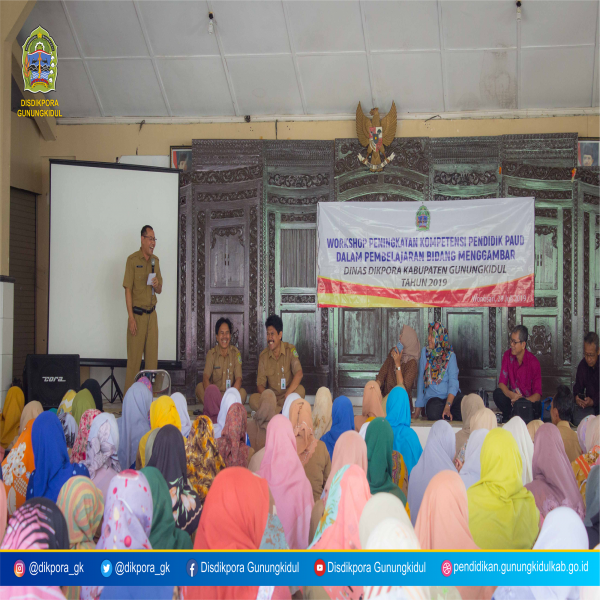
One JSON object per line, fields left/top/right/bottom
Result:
{"left": 100, "top": 366, "right": 123, "bottom": 404}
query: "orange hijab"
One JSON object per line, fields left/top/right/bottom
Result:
{"left": 2, "top": 418, "right": 35, "bottom": 516}
{"left": 289, "top": 399, "right": 318, "bottom": 464}
{"left": 355, "top": 380, "right": 384, "bottom": 431}
{"left": 323, "top": 430, "right": 367, "bottom": 501}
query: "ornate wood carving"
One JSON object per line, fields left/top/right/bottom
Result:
{"left": 596, "top": 298, "right": 600, "bottom": 308}
{"left": 535, "top": 225, "right": 558, "bottom": 249}
{"left": 179, "top": 213, "right": 186, "bottom": 361}
{"left": 529, "top": 325, "right": 552, "bottom": 356}
{"left": 508, "top": 186, "right": 571, "bottom": 200}
{"left": 192, "top": 139, "right": 263, "bottom": 167}
{"left": 210, "top": 208, "right": 244, "bottom": 219}
{"left": 350, "top": 193, "right": 416, "bottom": 203}
{"left": 503, "top": 163, "right": 572, "bottom": 180}
{"left": 196, "top": 189, "right": 257, "bottom": 203}
{"left": 434, "top": 171, "right": 497, "bottom": 186}
{"left": 383, "top": 174, "right": 425, "bottom": 192}
{"left": 210, "top": 225, "right": 244, "bottom": 249}
{"left": 596, "top": 233, "right": 600, "bottom": 251}
{"left": 321, "top": 308, "right": 329, "bottom": 365}
{"left": 508, "top": 308, "right": 516, "bottom": 333}
{"left": 196, "top": 209, "right": 206, "bottom": 360}
{"left": 387, "top": 138, "right": 429, "bottom": 174}
{"left": 535, "top": 208, "right": 558, "bottom": 218}
{"left": 584, "top": 212, "right": 590, "bottom": 335}
{"left": 210, "top": 295, "right": 243, "bottom": 305}
{"left": 434, "top": 194, "right": 496, "bottom": 202}
{"left": 268, "top": 194, "right": 329, "bottom": 205}
{"left": 280, "top": 213, "right": 316, "bottom": 223}
{"left": 563, "top": 208, "right": 572, "bottom": 365}
{"left": 339, "top": 176, "right": 379, "bottom": 193}
{"left": 502, "top": 134, "right": 577, "bottom": 162}
{"left": 268, "top": 173, "right": 329, "bottom": 188}
{"left": 434, "top": 307, "right": 441, "bottom": 322}
{"left": 489, "top": 308, "right": 496, "bottom": 367}
{"left": 583, "top": 193, "right": 599, "bottom": 206}
{"left": 430, "top": 136, "right": 499, "bottom": 165}
{"left": 334, "top": 141, "right": 362, "bottom": 176}
{"left": 189, "top": 166, "right": 262, "bottom": 185}
{"left": 179, "top": 194, "right": 186, "bottom": 206}
{"left": 281, "top": 295, "right": 316, "bottom": 303}
{"left": 268, "top": 212, "right": 276, "bottom": 317}
{"left": 577, "top": 169, "right": 600, "bottom": 186}
{"left": 534, "top": 297, "right": 558, "bottom": 307}
{"left": 249, "top": 205, "right": 259, "bottom": 357}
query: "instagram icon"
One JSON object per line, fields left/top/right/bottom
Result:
{"left": 14, "top": 560, "right": 25, "bottom": 577}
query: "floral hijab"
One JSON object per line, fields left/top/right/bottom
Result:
{"left": 2, "top": 419, "right": 35, "bottom": 515}
{"left": 84, "top": 413, "right": 121, "bottom": 478}
{"left": 216, "top": 403, "right": 249, "bottom": 468}
{"left": 424, "top": 321, "right": 453, "bottom": 387}
{"left": 185, "top": 415, "right": 226, "bottom": 500}
{"left": 147, "top": 424, "right": 202, "bottom": 535}
{"left": 71, "top": 409, "right": 101, "bottom": 464}
{"left": 58, "top": 389, "right": 77, "bottom": 415}
{"left": 59, "top": 411, "right": 78, "bottom": 450}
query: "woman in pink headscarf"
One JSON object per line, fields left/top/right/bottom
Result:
{"left": 258, "top": 415, "right": 314, "bottom": 549}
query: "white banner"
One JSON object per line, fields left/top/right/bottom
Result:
{"left": 317, "top": 198, "right": 535, "bottom": 308}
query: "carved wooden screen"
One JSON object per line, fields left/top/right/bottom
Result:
{"left": 264, "top": 141, "right": 334, "bottom": 392}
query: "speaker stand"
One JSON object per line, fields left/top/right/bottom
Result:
{"left": 100, "top": 366, "right": 123, "bottom": 404}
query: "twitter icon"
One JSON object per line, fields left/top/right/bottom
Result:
{"left": 101, "top": 560, "right": 113, "bottom": 578}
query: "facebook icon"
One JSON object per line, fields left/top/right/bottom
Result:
{"left": 186, "top": 559, "right": 198, "bottom": 578}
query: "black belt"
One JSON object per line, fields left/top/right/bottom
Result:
{"left": 133, "top": 306, "right": 155, "bottom": 315}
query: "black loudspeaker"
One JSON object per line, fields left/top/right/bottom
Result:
{"left": 24, "top": 354, "right": 80, "bottom": 408}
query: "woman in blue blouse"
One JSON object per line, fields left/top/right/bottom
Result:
{"left": 414, "top": 321, "right": 463, "bottom": 422}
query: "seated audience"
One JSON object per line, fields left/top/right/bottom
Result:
{"left": 525, "top": 423, "right": 585, "bottom": 520}
{"left": 258, "top": 415, "right": 314, "bottom": 549}
{"left": 171, "top": 392, "right": 192, "bottom": 438}
{"left": 195, "top": 317, "right": 246, "bottom": 404}
{"left": 148, "top": 424, "right": 202, "bottom": 535}
{"left": 503, "top": 416, "right": 534, "bottom": 485}
{"left": 312, "top": 386, "right": 333, "bottom": 440}
{"left": 455, "top": 407, "right": 499, "bottom": 466}
{"left": 454, "top": 393, "right": 485, "bottom": 458}
{"left": 249, "top": 314, "right": 304, "bottom": 412}
{"left": 467, "top": 428, "right": 540, "bottom": 549}
{"left": 71, "top": 408, "right": 101, "bottom": 464}
{"left": 247, "top": 389, "right": 278, "bottom": 452}
{"left": 407, "top": 420, "right": 457, "bottom": 525}
{"left": 323, "top": 430, "right": 367, "bottom": 501}
{"left": 216, "top": 403, "right": 253, "bottom": 468}
{"left": 117, "top": 381, "right": 153, "bottom": 471}
{"left": 137, "top": 395, "right": 181, "bottom": 468}
{"left": 584, "top": 465, "right": 599, "bottom": 548}
{"left": 71, "top": 388, "right": 96, "bottom": 427}
{"left": 213, "top": 387, "right": 242, "bottom": 439}
{"left": 0, "top": 386, "right": 24, "bottom": 451}
{"left": 355, "top": 380, "right": 385, "bottom": 431}
{"left": 58, "top": 389, "right": 77, "bottom": 415}
{"left": 577, "top": 414, "right": 594, "bottom": 454}
{"left": 58, "top": 411, "right": 78, "bottom": 459}
{"left": 84, "top": 412, "right": 121, "bottom": 500}
{"left": 0, "top": 482, "right": 5, "bottom": 541}
{"left": 202, "top": 384, "right": 222, "bottom": 424}
{"left": 494, "top": 325, "right": 542, "bottom": 423}
{"left": 80, "top": 378, "right": 104, "bottom": 413}
{"left": 551, "top": 385, "right": 582, "bottom": 462}
{"left": 572, "top": 415, "right": 600, "bottom": 502}
{"left": 459, "top": 429, "right": 488, "bottom": 489}
{"left": 320, "top": 396, "right": 355, "bottom": 460}
{"left": 573, "top": 331, "right": 599, "bottom": 425}
{"left": 375, "top": 324, "right": 420, "bottom": 407}
{"left": 20, "top": 400, "right": 42, "bottom": 436}
{"left": 289, "top": 398, "right": 331, "bottom": 502}
{"left": 281, "top": 392, "right": 302, "bottom": 419}
{"left": 527, "top": 419, "right": 543, "bottom": 442}
{"left": 415, "top": 321, "right": 462, "bottom": 421}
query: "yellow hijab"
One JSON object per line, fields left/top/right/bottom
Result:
{"left": 71, "top": 389, "right": 96, "bottom": 426}
{"left": 138, "top": 396, "right": 181, "bottom": 466}
{"left": 467, "top": 428, "right": 539, "bottom": 550}
{"left": 58, "top": 389, "right": 77, "bottom": 415}
{"left": 1, "top": 387, "right": 25, "bottom": 448}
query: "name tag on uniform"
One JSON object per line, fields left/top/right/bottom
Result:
{"left": 281, "top": 378, "right": 286, "bottom": 390}
{"left": 226, "top": 379, "right": 231, "bottom": 389}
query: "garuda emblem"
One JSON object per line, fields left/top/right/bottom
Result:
{"left": 356, "top": 101, "right": 397, "bottom": 171}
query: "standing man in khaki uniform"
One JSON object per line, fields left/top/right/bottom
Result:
{"left": 123, "top": 225, "right": 162, "bottom": 393}
{"left": 196, "top": 317, "right": 246, "bottom": 403}
{"left": 249, "top": 314, "right": 305, "bottom": 412}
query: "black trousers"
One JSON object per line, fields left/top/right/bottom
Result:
{"left": 425, "top": 392, "right": 464, "bottom": 421}
{"left": 493, "top": 388, "right": 541, "bottom": 423}
{"left": 572, "top": 404, "right": 596, "bottom": 426}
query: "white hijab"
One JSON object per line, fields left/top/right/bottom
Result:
{"left": 281, "top": 393, "right": 301, "bottom": 419}
{"left": 359, "top": 493, "right": 416, "bottom": 549}
{"left": 214, "top": 388, "right": 242, "bottom": 439}
{"left": 171, "top": 392, "right": 191, "bottom": 438}
{"left": 358, "top": 421, "right": 370, "bottom": 441}
{"left": 459, "top": 428, "right": 488, "bottom": 490}
{"left": 503, "top": 416, "right": 534, "bottom": 485}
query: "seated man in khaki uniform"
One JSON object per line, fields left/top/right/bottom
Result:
{"left": 249, "top": 314, "right": 305, "bottom": 412}
{"left": 195, "top": 317, "right": 246, "bottom": 403}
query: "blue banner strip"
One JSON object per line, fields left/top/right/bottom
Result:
{"left": 1, "top": 550, "right": 598, "bottom": 588}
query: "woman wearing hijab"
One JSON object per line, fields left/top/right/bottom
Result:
{"left": 171, "top": 392, "right": 192, "bottom": 438}
{"left": 137, "top": 376, "right": 153, "bottom": 393}
{"left": 84, "top": 412, "right": 121, "bottom": 500}
{"left": 57, "top": 477, "right": 104, "bottom": 600}
{"left": 312, "top": 387, "right": 333, "bottom": 440}
{"left": 577, "top": 414, "right": 595, "bottom": 453}
{"left": 258, "top": 415, "right": 314, "bottom": 549}
{"left": 503, "top": 416, "right": 535, "bottom": 485}
{"left": 527, "top": 419, "right": 544, "bottom": 443}
{"left": 584, "top": 465, "right": 599, "bottom": 548}
{"left": 71, "top": 388, "right": 96, "bottom": 427}
{"left": 454, "top": 393, "right": 484, "bottom": 457}
{"left": 185, "top": 415, "right": 225, "bottom": 501}
{"left": 471, "top": 407, "right": 499, "bottom": 431}
{"left": 247, "top": 389, "right": 278, "bottom": 452}
{"left": 213, "top": 387, "right": 242, "bottom": 439}
{"left": 26, "top": 411, "right": 89, "bottom": 503}
{"left": 289, "top": 398, "right": 331, "bottom": 502}
{"left": 0, "top": 484, "right": 5, "bottom": 544}
{"left": 80, "top": 378, "right": 103, "bottom": 412}
{"left": 19, "top": 400, "right": 42, "bottom": 436}
{"left": 407, "top": 420, "right": 456, "bottom": 525}
{"left": 320, "top": 396, "right": 355, "bottom": 459}
{"left": 71, "top": 408, "right": 101, "bottom": 464}
{"left": 1, "top": 497, "right": 69, "bottom": 600}
{"left": 415, "top": 322, "right": 462, "bottom": 421}
{"left": 572, "top": 414, "right": 600, "bottom": 502}
{"left": 385, "top": 386, "right": 423, "bottom": 476}
{"left": 202, "top": 384, "right": 222, "bottom": 424}
{"left": 0, "top": 386, "right": 25, "bottom": 451}
{"left": 2, "top": 416, "right": 35, "bottom": 516}
{"left": 281, "top": 392, "right": 302, "bottom": 420}
{"left": 140, "top": 466, "right": 192, "bottom": 549}
{"left": 59, "top": 411, "right": 78, "bottom": 459}
{"left": 376, "top": 324, "right": 421, "bottom": 403}
{"left": 355, "top": 380, "right": 385, "bottom": 431}
{"left": 58, "top": 389, "right": 76, "bottom": 415}
{"left": 117, "top": 381, "right": 153, "bottom": 471}
{"left": 138, "top": 396, "right": 181, "bottom": 468}
{"left": 468, "top": 428, "right": 539, "bottom": 549}
{"left": 525, "top": 423, "right": 585, "bottom": 520}
{"left": 216, "top": 403, "right": 252, "bottom": 468}
{"left": 459, "top": 429, "right": 488, "bottom": 490}
{"left": 365, "top": 417, "right": 408, "bottom": 507}
{"left": 181, "top": 467, "right": 290, "bottom": 600}
{"left": 147, "top": 424, "right": 202, "bottom": 536}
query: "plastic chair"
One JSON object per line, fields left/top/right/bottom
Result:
{"left": 134, "top": 370, "right": 171, "bottom": 399}
{"left": 540, "top": 396, "right": 553, "bottom": 422}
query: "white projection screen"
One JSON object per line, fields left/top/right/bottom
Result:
{"left": 49, "top": 161, "right": 179, "bottom": 364}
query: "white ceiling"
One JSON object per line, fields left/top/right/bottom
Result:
{"left": 17, "top": 0, "right": 600, "bottom": 120}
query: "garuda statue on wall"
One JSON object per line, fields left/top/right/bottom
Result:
{"left": 356, "top": 101, "right": 397, "bottom": 172}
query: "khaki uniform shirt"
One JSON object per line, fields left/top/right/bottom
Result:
{"left": 123, "top": 249, "right": 163, "bottom": 310}
{"left": 257, "top": 341, "right": 302, "bottom": 397}
{"left": 204, "top": 345, "right": 243, "bottom": 393}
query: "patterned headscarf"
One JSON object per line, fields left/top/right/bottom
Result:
{"left": 59, "top": 412, "right": 78, "bottom": 450}
{"left": 2, "top": 419, "right": 35, "bottom": 516}
{"left": 58, "top": 389, "right": 77, "bottom": 415}
{"left": 0, "top": 386, "right": 25, "bottom": 449}
{"left": 71, "top": 409, "right": 101, "bottom": 464}
{"left": 185, "top": 416, "right": 225, "bottom": 500}
{"left": 216, "top": 403, "right": 249, "bottom": 468}
{"left": 424, "top": 321, "right": 453, "bottom": 387}
{"left": 137, "top": 376, "right": 153, "bottom": 393}
{"left": 84, "top": 413, "right": 121, "bottom": 478}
